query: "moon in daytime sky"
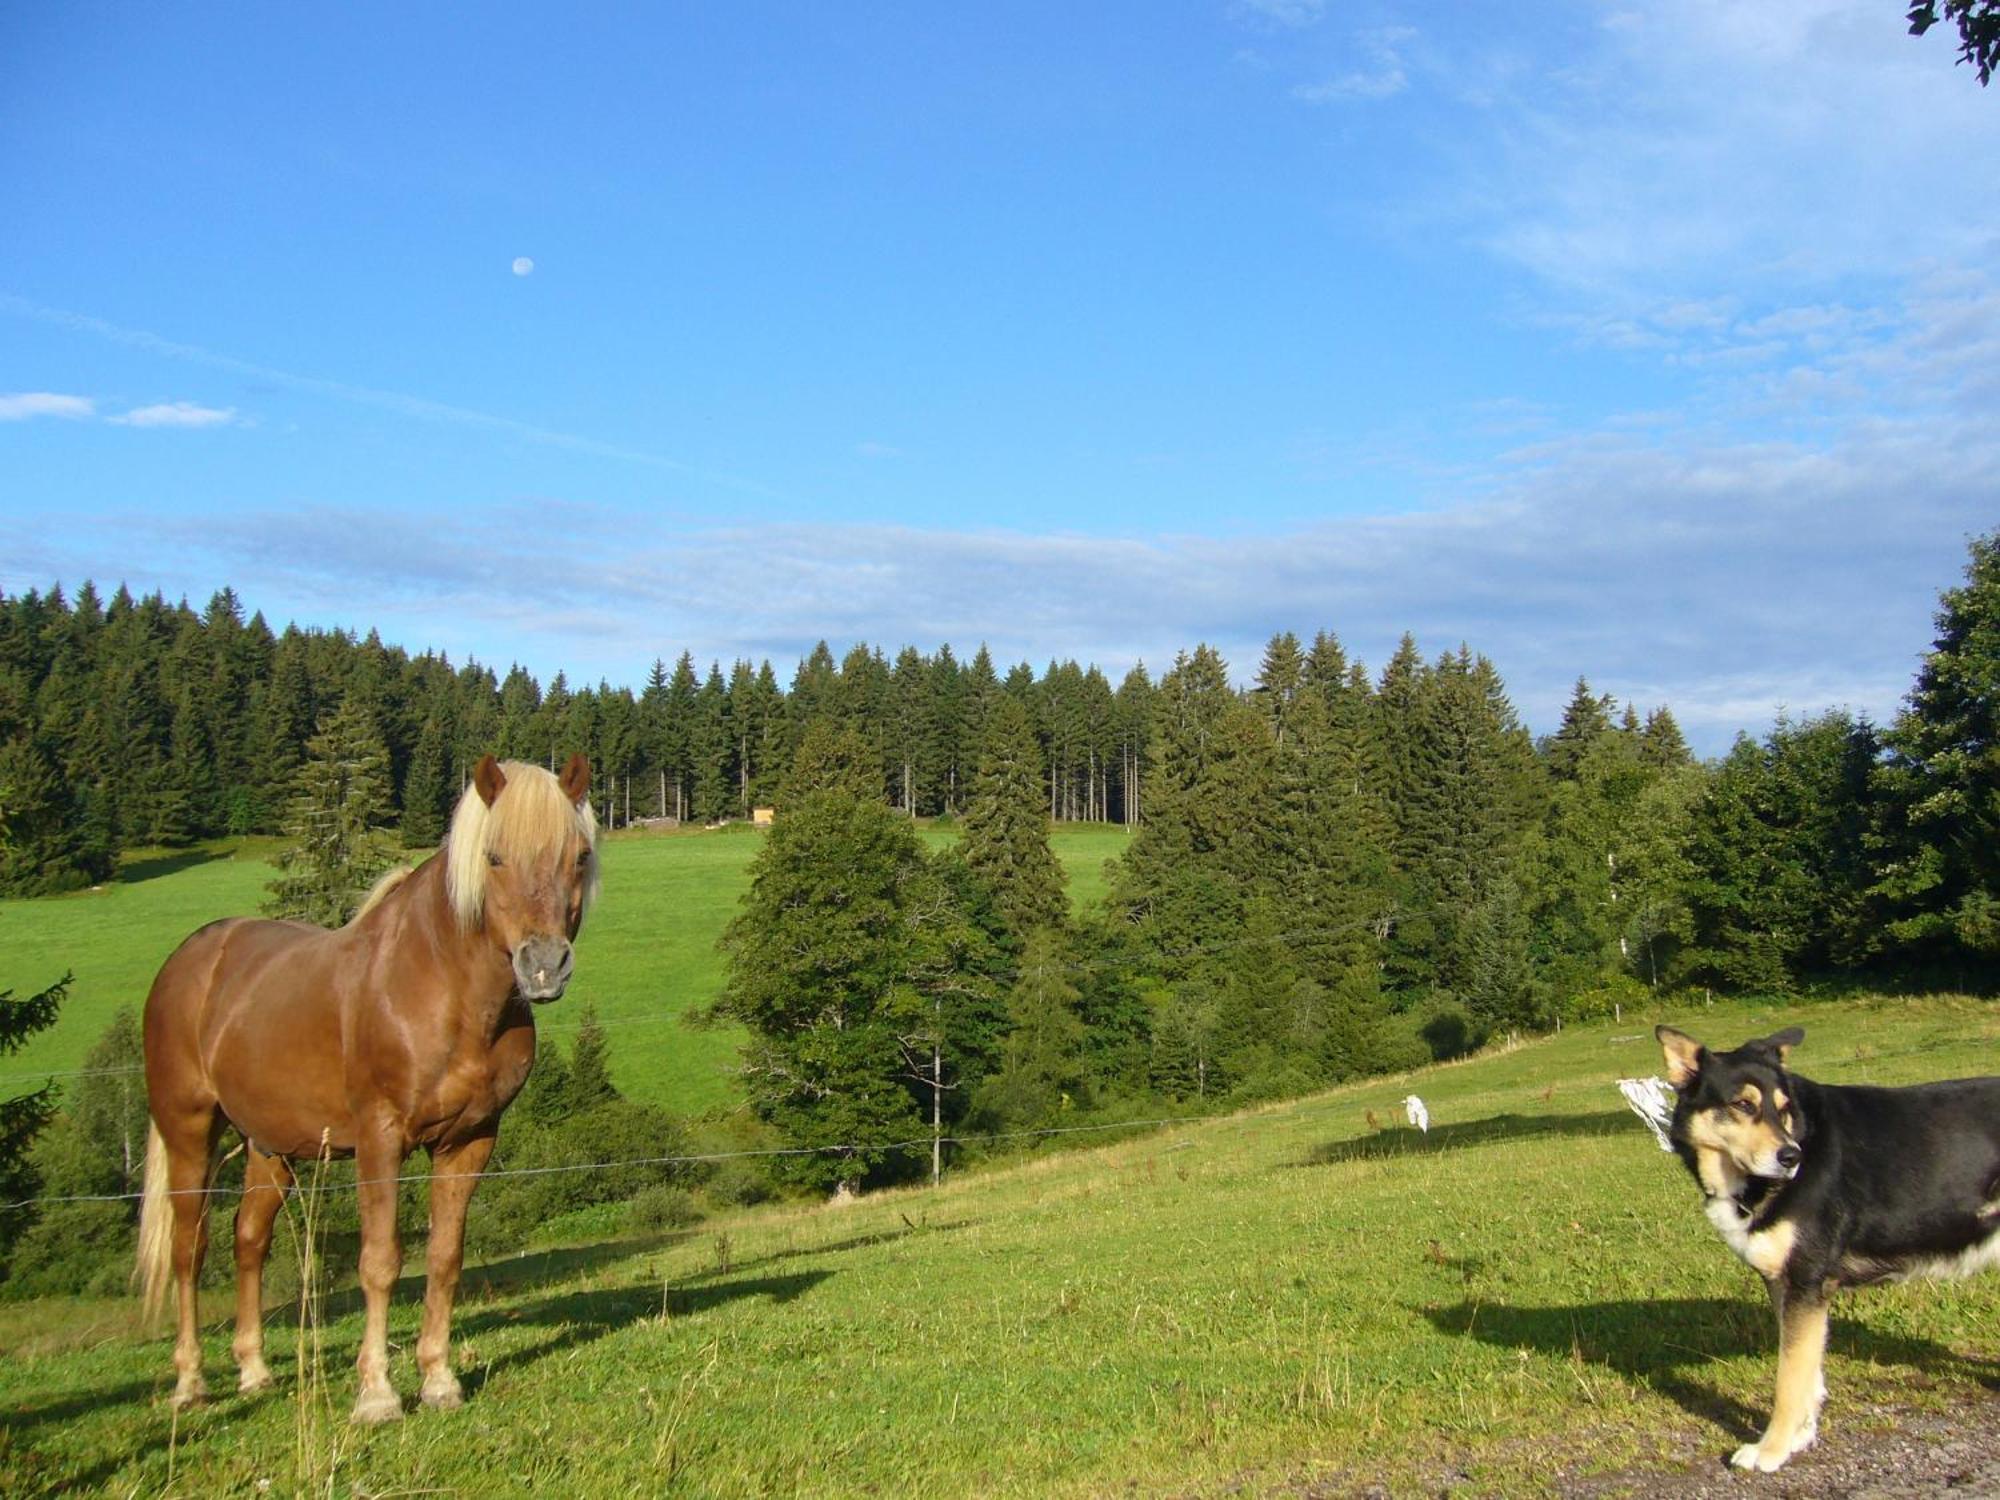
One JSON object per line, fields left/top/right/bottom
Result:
{"left": 511, "top": 256, "right": 535, "bottom": 277}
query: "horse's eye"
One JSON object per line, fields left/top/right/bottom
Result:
{"left": 487, "top": 852, "right": 504, "bottom": 868}
{"left": 577, "top": 849, "right": 593, "bottom": 868}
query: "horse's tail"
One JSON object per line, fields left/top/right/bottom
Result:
{"left": 135, "top": 1122, "right": 175, "bottom": 1325}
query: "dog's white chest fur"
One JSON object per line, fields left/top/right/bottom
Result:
{"left": 1706, "top": 1198, "right": 1795, "bottom": 1279}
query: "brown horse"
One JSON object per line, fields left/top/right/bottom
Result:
{"left": 136, "top": 753, "right": 598, "bottom": 1422}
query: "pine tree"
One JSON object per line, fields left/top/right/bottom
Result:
{"left": 783, "top": 719, "right": 881, "bottom": 805}
{"left": 0, "top": 730, "right": 111, "bottom": 895}
{"left": 568, "top": 1004, "right": 619, "bottom": 1108}
{"left": 1873, "top": 530, "right": 2000, "bottom": 968}
{"left": 400, "top": 711, "right": 451, "bottom": 847}
{"left": 958, "top": 697, "right": 1067, "bottom": 945}
{"left": 518, "top": 1035, "right": 576, "bottom": 1125}
{"left": 0, "top": 971, "right": 67, "bottom": 1263}
{"left": 711, "top": 741, "right": 947, "bottom": 1194}
{"left": 974, "top": 929, "right": 1087, "bottom": 1127}
{"left": 263, "top": 698, "right": 400, "bottom": 927}
{"left": 5, "top": 1007, "right": 145, "bottom": 1293}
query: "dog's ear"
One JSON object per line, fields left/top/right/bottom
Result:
{"left": 1656, "top": 1025, "right": 1704, "bottom": 1089}
{"left": 1764, "top": 1026, "right": 1804, "bottom": 1063}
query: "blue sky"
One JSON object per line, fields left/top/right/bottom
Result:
{"left": 4, "top": 1, "right": 1997, "bottom": 752}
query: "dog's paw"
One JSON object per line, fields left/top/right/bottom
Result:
{"left": 1731, "top": 1430, "right": 1813, "bottom": 1473}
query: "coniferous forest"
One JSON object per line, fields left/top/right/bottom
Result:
{"left": 2, "top": 534, "right": 1998, "bottom": 1204}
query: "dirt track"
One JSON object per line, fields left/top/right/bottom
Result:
{"left": 1557, "top": 1390, "right": 2000, "bottom": 1499}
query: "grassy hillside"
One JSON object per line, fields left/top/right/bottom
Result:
{"left": 0, "top": 821, "right": 1131, "bottom": 1113}
{"left": 5, "top": 993, "right": 1998, "bottom": 1495}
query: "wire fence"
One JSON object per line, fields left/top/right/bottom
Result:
{"left": 0, "top": 1113, "right": 1213, "bottom": 1215}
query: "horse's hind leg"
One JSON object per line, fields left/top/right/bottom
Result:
{"left": 231, "top": 1145, "right": 294, "bottom": 1394}
{"left": 162, "top": 1110, "right": 226, "bottom": 1409}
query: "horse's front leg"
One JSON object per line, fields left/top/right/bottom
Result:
{"left": 417, "top": 1131, "right": 496, "bottom": 1410}
{"left": 351, "top": 1127, "right": 407, "bottom": 1424}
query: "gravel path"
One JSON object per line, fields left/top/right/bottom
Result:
{"left": 1559, "top": 1390, "right": 2000, "bottom": 1499}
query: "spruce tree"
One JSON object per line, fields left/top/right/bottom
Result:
{"left": 958, "top": 698, "right": 1067, "bottom": 945}
{"left": 400, "top": 712, "right": 451, "bottom": 847}
{"left": 6, "top": 1007, "right": 145, "bottom": 1293}
{"left": 0, "top": 972, "right": 67, "bottom": 1264}
{"left": 0, "top": 731, "right": 111, "bottom": 895}
{"left": 1873, "top": 530, "right": 2000, "bottom": 967}
{"left": 568, "top": 1004, "right": 619, "bottom": 1108}
{"left": 263, "top": 698, "right": 400, "bottom": 927}
{"left": 711, "top": 743, "right": 945, "bottom": 1194}
{"left": 974, "top": 929, "right": 1088, "bottom": 1128}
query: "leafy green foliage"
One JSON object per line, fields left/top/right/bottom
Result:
{"left": 1909, "top": 0, "right": 2000, "bottom": 83}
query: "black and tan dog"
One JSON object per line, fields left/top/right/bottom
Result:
{"left": 1656, "top": 1024, "right": 2000, "bottom": 1472}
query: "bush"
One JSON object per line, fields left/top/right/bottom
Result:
{"left": 628, "top": 1185, "right": 702, "bottom": 1232}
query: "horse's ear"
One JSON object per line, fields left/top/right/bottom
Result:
{"left": 1657, "top": 1025, "right": 1703, "bottom": 1090}
{"left": 559, "top": 752, "right": 591, "bottom": 805}
{"left": 473, "top": 755, "right": 507, "bottom": 808}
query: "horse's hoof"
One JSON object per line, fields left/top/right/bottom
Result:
{"left": 169, "top": 1376, "right": 209, "bottom": 1411}
{"left": 350, "top": 1388, "right": 405, "bottom": 1425}
{"left": 420, "top": 1371, "right": 464, "bottom": 1411}
{"left": 238, "top": 1363, "right": 275, "bottom": 1395}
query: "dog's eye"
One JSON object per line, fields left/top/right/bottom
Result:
{"left": 1731, "top": 1098, "right": 1756, "bottom": 1118}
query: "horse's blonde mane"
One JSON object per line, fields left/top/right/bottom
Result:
{"left": 352, "top": 864, "right": 415, "bottom": 924}
{"left": 444, "top": 760, "right": 600, "bottom": 930}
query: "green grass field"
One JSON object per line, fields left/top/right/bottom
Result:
{"left": 4, "top": 993, "right": 1998, "bottom": 1495}
{"left": 0, "top": 820, "right": 1132, "bottom": 1113}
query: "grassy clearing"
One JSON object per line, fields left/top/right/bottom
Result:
{"left": 0, "top": 821, "right": 1131, "bottom": 1111}
{"left": 5, "top": 992, "right": 1997, "bottom": 1496}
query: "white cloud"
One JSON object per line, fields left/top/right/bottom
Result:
{"left": 1292, "top": 26, "right": 1413, "bottom": 103}
{"left": 1230, "top": 0, "right": 1325, "bottom": 29}
{"left": 1435, "top": 0, "right": 1998, "bottom": 297}
{"left": 110, "top": 401, "right": 239, "bottom": 428}
{"left": 0, "top": 392, "right": 94, "bottom": 421}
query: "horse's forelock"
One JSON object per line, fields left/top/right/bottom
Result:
{"left": 445, "top": 760, "right": 598, "bottom": 931}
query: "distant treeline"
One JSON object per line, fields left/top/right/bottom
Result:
{"left": 3, "top": 531, "right": 1998, "bottom": 1014}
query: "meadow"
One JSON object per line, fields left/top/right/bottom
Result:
{"left": 4, "top": 992, "right": 1999, "bottom": 1495}
{"left": 0, "top": 820, "right": 1133, "bottom": 1114}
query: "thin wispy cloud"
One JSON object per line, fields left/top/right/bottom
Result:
{"left": 0, "top": 294, "right": 787, "bottom": 502}
{"left": 109, "top": 401, "right": 239, "bottom": 429}
{"left": 1229, "top": 0, "right": 1326, "bottom": 29}
{"left": 1292, "top": 27, "right": 1415, "bottom": 103}
{"left": 0, "top": 392, "right": 95, "bottom": 421}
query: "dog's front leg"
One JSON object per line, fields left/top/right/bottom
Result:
{"left": 1733, "top": 1281, "right": 1828, "bottom": 1472}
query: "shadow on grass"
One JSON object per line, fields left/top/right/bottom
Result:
{"left": 1419, "top": 1296, "right": 2000, "bottom": 1440}
{"left": 303, "top": 1228, "right": 698, "bottom": 1325}
{"left": 455, "top": 1268, "right": 833, "bottom": 1397}
{"left": 1295, "top": 1109, "right": 1639, "bottom": 1168}
{"left": 117, "top": 847, "right": 228, "bottom": 884}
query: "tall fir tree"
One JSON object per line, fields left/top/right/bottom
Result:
{"left": 1872, "top": 530, "right": 2000, "bottom": 970}
{"left": 0, "top": 972, "right": 67, "bottom": 1268}
{"left": 263, "top": 698, "right": 400, "bottom": 927}
{"left": 957, "top": 697, "right": 1068, "bottom": 946}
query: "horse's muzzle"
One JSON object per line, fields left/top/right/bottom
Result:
{"left": 512, "top": 936, "right": 575, "bottom": 1002}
